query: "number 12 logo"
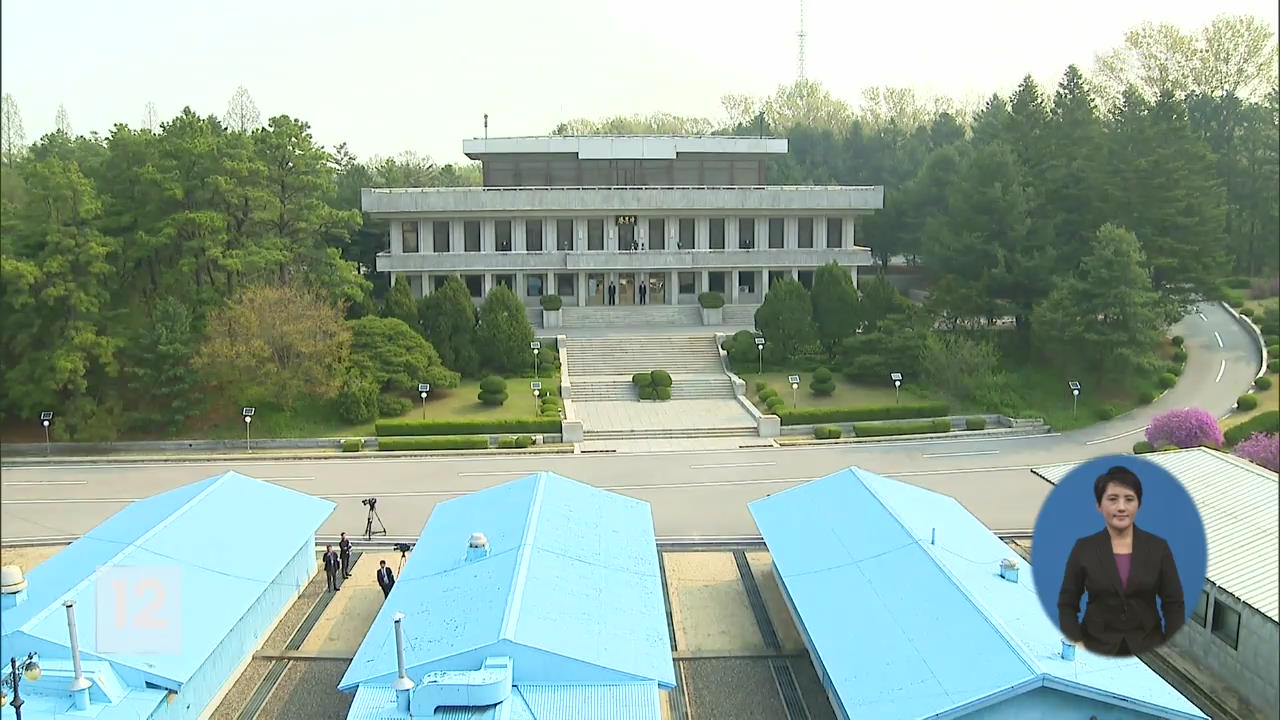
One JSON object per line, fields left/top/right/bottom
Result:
{"left": 96, "top": 566, "right": 181, "bottom": 654}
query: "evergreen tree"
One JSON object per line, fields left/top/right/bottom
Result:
{"left": 810, "top": 262, "right": 860, "bottom": 360}
{"left": 346, "top": 316, "right": 460, "bottom": 393}
{"left": 382, "top": 279, "right": 418, "bottom": 328}
{"left": 970, "top": 93, "right": 1010, "bottom": 147}
{"left": 1031, "top": 224, "right": 1167, "bottom": 376}
{"left": 1042, "top": 65, "right": 1108, "bottom": 271}
{"left": 420, "top": 275, "right": 480, "bottom": 377}
{"left": 476, "top": 284, "right": 535, "bottom": 375}
{"left": 123, "top": 297, "right": 202, "bottom": 431}
{"left": 753, "top": 278, "right": 816, "bottom": 364}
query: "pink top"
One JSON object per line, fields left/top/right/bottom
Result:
{"left": 1114, "top": 553, "right": 1132, "bottom": 591}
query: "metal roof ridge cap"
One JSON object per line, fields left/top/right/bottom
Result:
{"left": 1039, "top": 674, "right": 1208, "bottom": 719}
{"left": 858, "top": 469, "right": 1044, "bottom": 681}
{"left": 20, "top": 471, "right": 235, "bottom": 634}
{"left": 499, "top": 472, "right": 548, "bottom": 641}
{"left": 511, "top": 640, "right": 673, "bottom": 688}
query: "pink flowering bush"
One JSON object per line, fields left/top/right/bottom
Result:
{"left": 1145, "top": 408, "right": 1225, "bottom": 449}
{"left": 1234, "top": 432, "right": 1280, "bottom": 473}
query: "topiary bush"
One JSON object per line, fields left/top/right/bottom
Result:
{"left": 754, "top": 380, "right": 768, "bottom": 392}
{"left": 1158, "top": 373, "right": 1177, "bottom": 389}
{"left": 539, "top": 294, "right": 563, "bottom": 311}
{"left": 639, "top": 386, "right": 657, "bottom": 400}
{"left": 813, "top": 425, "right": 843, "bottom": 439}
{"left": 655, "top": 386, "right": 672, "bottom": 401}
{"left": 1237, "top": 394, "right": 1259, "bottom": 411}
{"left": 478, "top": 376, "right": 509, "bottom": 406}
{"left": 1172, "top": 348, "right": 1188, "bottom": 363}
{"left": 1255, "top": 376, "right": 1273, "bottom": 390}
{"left": 1133, "top": 440, "right": 1154, "bottom": 454}
{"left": 1271, "top": 359, "right": 1280, "bottom": 373}
{"left": 342, "top": 438, "right": 364, "bottom": 452}
{"left": 965, "top": 416, "right": 987, "bottom": 431}
{"left": 776, "top": 402, "right": 950, "bottom": 425}
{"left": 650, "top": 370, "right": 672, "bottom": 388}
{"left": 698, "top": 291, "right": 725, "bottom": 309}
{"left": 337, "top": 374, "right": 380, "bottom": 424}
{"left": 1225, "top": 276, "right": 1253, "bottom": 289}
{"left": 1145, "top": 408, "right": 1225, "bottom": 449}
{"left": 766, "top": 395, "right": 786, "bottom": 412}
{"left": 1266, "top": 334, "right": 1280, "bottom": 347}
{"left": 1234, "top": 432, "right": 1280, "bottom": 472}
{"left": 852, "top": 419, "right": 951, "bottom": 437}
{"left": 759, "top": 387, "right": 778, "bottom": 402}
{"left": 1171, "top": 335, "right": 1184, "bottom": 347}
{"left": 1095, "top": 405, "right": 1117, "bottom": 420}
{"left": 1168, "top": 364, "right": 1183, "bottom": 377}
{"left": 632, "top": 372, "right": 653, "bottom": 387}
{"left": 376, "top": 418, "right": 559, "bottom": 436}
{"left": 1267, "top": 344, "right": 1279, "bottom": 358}
{"left": 1241, "top": 306, "right": 1256, "bottom": 317}
{"left": 498, "top": 434, "right": 537, "bottom": 449}
{"left": 1224, "top": 410, "right": 1280, "bottom": 446}
{"left": 810, "top": 367, "right": 836, "bottom": 396}
{"left": 1139, "top": 389, "right": 1157, "bottom": 404}
{"left": 378, "top": 435, "right": 490, "bottom": 451}
{"left": 378, "top": 394, "right": 413, "bottom": 417}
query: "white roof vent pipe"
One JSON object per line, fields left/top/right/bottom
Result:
{"left": 466, "top": 533, "right": 490, "bottom": 562}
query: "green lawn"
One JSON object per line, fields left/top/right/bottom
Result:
{"left": 1226, "top": 368, "right": 1280, "bottom": 428}
{"left": 200, "top": 376, "right": 561, "bottom": 440}
{"left": 739, "top": 371, "right": 919, "bottom": 412}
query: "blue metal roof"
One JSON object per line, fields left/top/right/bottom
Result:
{"left": 1, "top": 471, "right": 335, "bottom": 686}
{"left": 339, "top": 472, "right": 675, "bottom": 692}
{"left": 748, "top": 467, "right": 1208, "bottom": 720}
{"left": 347, "top": 682, "right": 661, "bottom": 720}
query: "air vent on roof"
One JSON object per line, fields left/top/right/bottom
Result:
{"left": 1061, "top": 639, "right": 1077, "bottom": 661}
{"left": 466, "top": 532, "right": 490, "bottom": 562}
{"left": 999, "top": 558, "right": 1019, "bottom": 583}
{"left": 1, "top": 565, "right": 28, "bottom": 609}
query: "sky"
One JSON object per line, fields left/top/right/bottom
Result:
{"left": 2, "top": 0, "right": 1276, "bottom": 165}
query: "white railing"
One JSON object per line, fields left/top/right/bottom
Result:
{"left": 367, "top": 184, "right": 880, "bottom": 193}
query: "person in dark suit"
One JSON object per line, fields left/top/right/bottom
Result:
{"left": 639, "top": 283, "right": 648, "bottom": 305}
{"left": 1057, "top": 466, "right": 1185, "bottom": 656}
{"left": 338, "top": 532, "right": 353, "bottom": 579}
{"left": 376, "top": 560, "right": 396, "bottom": 598}
{"left": 608, "top": 282, "right": 616, "bottom": 305}
{"left": 322, "top": 545, "right": 341, "bottom": 592}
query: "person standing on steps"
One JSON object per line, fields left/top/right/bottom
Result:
{"left": 377, "top": 560, "right": 396, "bottom": 598}
{"left": 339, "top": 532, "right": 353, "bottom": 579}
{"left": 608, "top": 282, "right": 617, "bottom": 305}
{"left": 323, "top": 545, "right": 341, "bottom": 592}
{"left": 639, "top": 283, "right": 648, "bottom": 305}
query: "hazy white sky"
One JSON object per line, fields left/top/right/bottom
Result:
{"left": 2, "top": 0, "right": 1275, "bottom": 164}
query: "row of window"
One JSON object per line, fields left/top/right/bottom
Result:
{"left": 484, "top": 158, "right": 765, "bottom": 187}
{"left": 1191, "top": 588, "right": 1241, "bottom": 650}
{"left": 427, "top": 269, "right": 814, "bottom": 300}
{"left": 398, "top": 217, "right": 844, "bottom": 253}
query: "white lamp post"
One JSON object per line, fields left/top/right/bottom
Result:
{"left": 39, "top": 412, "right": 52, "bottom": 456}
{"left": 242, "top": 407, "right": 255, "bottom": 452}
{"left": 789, "top": 375, "right": 800, "bottom": 408}
{"left": 531, "top": 341, "right": 541, "bottom": 378}
{"left": 891, "top": 373, "right": 903, "bottom": 405}
{"left": 1069, "top": 381, "right": 1081, "bottom": 418}
{"left": 418, "top": 383, "right": 430, "bottom": 419}
{"left": 755, "top": 337, "right": 766, "bottom": 374}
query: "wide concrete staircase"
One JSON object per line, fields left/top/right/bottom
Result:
{"left": 560, "top": 305, "right": 702, "bottom": 328}
{"left": 721, "top": 304, "right": 760, "bottom": 328}
{"left": 565, "top": 334, "right": 738, "bottom": 402}
{"left": 582, "top": 426, "right": 760, "bottom": 441}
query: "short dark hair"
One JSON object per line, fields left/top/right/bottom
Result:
{"left": 1094, "top": 466, "right": 1143, "bottom": 505}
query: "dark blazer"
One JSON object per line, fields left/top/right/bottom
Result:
{"left": 1057, "top": 526, "right": 1185, "bottom": 656}
{"left": 377, "top": 566, "right": 395, "bottom": 589}
{"left": 323, "top": 550, "right": 340, "bottom": 573}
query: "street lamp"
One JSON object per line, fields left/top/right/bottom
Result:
{"left": 39, "top": 411, "right": 53, "bottom": 456}
{"left": 418, "top": 384, "right": 431, "bottom": 419}
{"left": 789, "top": 375, "right": 800, "bottom": 408}
{"left": 755, "top": 337, "right": 766, "bottom": 374}
{"left": 242, "top": 407, "right": 255, "bottom": 452}
{"left": 891, "top": 373, "right": 903, "bottom": 405}
{"left": 1069, "top": 381, "right": 1081, "bottom": 419}
{"left": 531, "top": 381, "right": 542, "bottom": 414}
{"left": 531, "top": 341, "right": 541, "bottom": 378}
{"left": 1, "top": 652, "right": 41, "bottom": 718}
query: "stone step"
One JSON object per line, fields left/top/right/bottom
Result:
{"left": 583, "top": 427, "right": 759, "bottom": 440}
{"left": 721, "top": 304, "right": 760, "bottom": 328}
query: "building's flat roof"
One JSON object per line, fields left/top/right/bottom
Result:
{"left": 1033, "top": 447, "right": 1279, "bottom": 622}
{"left": 749, "top": 466, "right": 1207, "bottom": 720}
{"left": 464, "top": 135, "right": 788, "bottom": 159}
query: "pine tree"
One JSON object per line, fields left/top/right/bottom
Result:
{"left": 754, "top": 278, "right": 816, "bottom": 364}
{"left": 382, "top": 279, "right": 418, "bottom": 328}
{"left": 420, "top": 275, "right": 480, "bottom": 376}
{"left": 1042, "top": 65, "right": 1108, "bottom": 271}
{"left": 810, "top": 262, "right": 860, "bottom": 360}
{"left": 476, "top": 284, "right": 535, "bottom": 375}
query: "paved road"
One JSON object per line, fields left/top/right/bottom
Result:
{"left": 0, "top": 303, "right": 1260, "bottom": 543}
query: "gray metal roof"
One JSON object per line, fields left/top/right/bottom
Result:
{"left": 1034, "top": 448, "right": 1279, "bottom": 622}
{"left": 463, "top": 135, "right": 788, "bottom": 159}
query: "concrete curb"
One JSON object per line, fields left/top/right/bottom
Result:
{"left": 1, "top": 445, "right": 577, "bottom": 467}
{"left": 1220, "top": 300, "right": 1270, "bottom": 381}
{"left": 775, "top": 424, "right": 1052, "bottom": 446}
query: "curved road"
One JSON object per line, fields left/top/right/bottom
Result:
{"left": 0, "top": 303, "right": 1261, "bottom": 544}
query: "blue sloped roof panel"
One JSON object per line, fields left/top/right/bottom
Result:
{"left": 749, "top": 467, "right": 1207, "bottom": 720}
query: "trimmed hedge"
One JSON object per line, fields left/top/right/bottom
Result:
{"left": 633, "top": 372, "right": 653, "bottom": 387}
{"left": 539, "top": 294, "right": 563, "bottom": 311}
{"left": 378, "top": 435, "right": 489, "bottom": 451}
{"left": 814, "top": 425, "right": 843, "bottom": 439}
{"left": 342, "top": 438, "right": 364, "bottom": 452}
{"left": 759, "top": 387, "right": 778, "bottom": 402}
{"left": 754, "top": 380, "right": 768, "bottom": 393}
{"left": 1268, "top": 344, "right": 1279, "bottom": 358}
{"left": 1225, "top": 276, "right": 1253, "bottom": 289}
{"left": 1158, "top": 373, "right": 1177, "bottom": 389}
{"left": 766, "top": 395, "right": 786, "bottom": 412}
{"left": 1171, "top": 335, "right": 1184, "bottom": 347}
{"left": 639, "top": 386, "right": 657, "bottom": 400}
{"left": 1224, "top": 411, "right": 1280, "bottom": 446}
{"left": 1168, "top": 364, "right": 1183, "bottom": 377}
{"left": 378, "top": 394, "right": 412, "bottom": 417}
{"left": 853, "top": 418, "right": 951, "bottom": 437}
{"left": 655, "top": 386, "right": 672, "bottom": 401}
{"left": 1095, "top": 405, "right": 1117, "bottom": 420}
{"left": 497, "top": 435, "right": 536, "bottom": 449}
{"left": 1139, "top": 389, "right": 1157, "bottom": 404}
{"left": 1240, "top": 306, "right": 1256, "bottom": 317}
{"left": 698, "top": 291, "right": 725, "bottom": 309}
{"left": 776, "top": 402, "right": 950, "bottom": 426}
{"left": 1237, "top": 394, "right": 1259, "bottom": 411}
{"left": 810, "top": 367, "right": 835, "bottom": 396}
{"left": 478, "top": 376, "right": 509, "bottom": 406}
{"left": 375, "top": 418, "right": 560, "bottom": 436}
{"left": 1270, "top": 359, "right": 1280, "bottom": 373}
{"left": 965, "top": 416, "right": 987, "bottom": 431}
{"left": 1255, "top": 376, "right": 1273, "bottom": 390}
{"left": 651, "top": 370, "right": 672, "bottom": 387}
{"left": 1172, "top": 348, "right": 1188, "bottom": 363}
{"left": 1133, "top": 440, "right": 1155, "bottom": 454}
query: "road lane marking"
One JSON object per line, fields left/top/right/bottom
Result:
{"left": 2, "top": 497, "right": 140, "bottom": 505}
{"left": 921, "top": 451, "right": 999, "bottom": 458}
{"left": 689, "top": 462, "right": 776, "bottom": 469}
{"left": 457, "top": 471, "right": 544, "bottom": 477}
{"left": 1214, "top": 331, "right": 1223, "bottom": 347}
{"left": 1216, "top": 360, "right": 1226, "bottom": 383}
{"left": 259, "top": 476, "right": 314, "bottom": 481}
{"left": 1198, "top": 313, "right": 1207, "bottom": 321}
{"left": 1085, "top": 427, "right": 1148, "bottom": 445}
{"left": 2, "top": 480, "right": 88, "bottom": 486}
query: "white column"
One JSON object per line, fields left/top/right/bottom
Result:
{"left": 697, "top": 217, "right": 708, "bottom": 250}
{"left": 450, "top": 220, "right": 462, "bottom": 253}
{"left": 785, "top": 217, "right": 797, "bottom": 250}
{"left": 515, "top": 219, "right": 526, "bottom": 252}
{"left": 727, "top": 216, "right": 738, "bottom": 250}
{"left": 791, "top": 268, "right": 799, "bottom": 281}
{"left": 515, "top": 272, "right": 525, "bottom": 303}
{"left": 483, "top": 272, "right": 493, "bottom": 296}
{"left": 390, "top": 221, "right": 403, "bottom": 254}
{"left": 700, "top": 269, "right": 709, "bottom": 295}
{"left": 730, "top": 272, "right": 740, "bottom": 304}
{"left": 578, "top": 271, "right": 587, "bottom": 306}
{"left": 850, "top": 265, "right": 859, "bottom": 290}
{"left": 420, "top": 272, "right": 430, "bottom": 297}
{"left": 668, "top": 270, "right": 677, "bottom": 304}
{"left": 482, "top": 221, "right": 494, "bottom": 253}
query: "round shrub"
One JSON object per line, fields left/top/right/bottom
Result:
{"left": 337, "top": 374, "right": 379, "bottom": 424}
{"left": 1172, "top": 348, "right": 1188, "bottom": 363}
{"left": 1226, "top": 276, "right": 1253, "bottom": 289}
{"left": 1256, "top": 376, "right": 1273, "bottom": 390}
{"left": 539, "top": 294, "right": 563, "bottom": 311}
{"left": 377, "top": 394, "right": 412, "bottom": 417}
{"left": 813, "top": 425, "right": 842, "bottom": 440}
{"left": 754, "top": 380, "right": 768, "bottom": 393}
{"left": 650, "top": 370, "right": 672, "bottom": 388}
{"left": 1265, "top": 334, "right": 1280, "bottom": 347}
{"left": 639, "top": 386, "right": 657, "bottom": 400}
{"left": 1168, "top": 364, "right": 1183, "bottom": 377}
{"left": 1095, "top": 405, "right": 1117, "bottom": 420}
{"left": 721, "top": 337, "right": 734, "bottom": 352}
{"left": 655, "top": 386, "right": 672, "bottom": 401}
{"left": 965, "top": 416, "right": 987, "bottom": 431}
{"left": 1237, "top": 394, "right": 1259, "bottom": 411}
{"left": 478, "top": 376, "right": 509, "bottom": 406}
{"left": 1240, "top": 306, "right": 1255, "bottom": 317}
{"left": 1139, "top": 389, "right": 1157, "bottom": 404}
{"left": 632, "top": 372, "right": 653, "bottom": 387}
{"left": 759, "top": 387, "right": 778, "bottom": 402}
{"left": 1133, "top": 440, "right": 1155, "bottom": 454}
{"left": 698, "top": 291, "right": 725, "bottom": 309}
{"left": 1231, "top": 297, "right": 1246, "bottom": 309}
{"left": 813, "top": 367, "right": 833, "bottom": 383}
{"left": 766, "top": 395, "right": 786, "bottom": 412}
{"left": 1268, "top": 344, "right": 1279, "bottom": 358}
{"left": 1171, "top": 335, "right": 1184, "bottom": 347}
{"left": 342, "top": 438, "right": 364, "bottom": 452}
{"left": 1145, "top": 408, "right": 1225, "bottom": 449}
{"left": 1158, "top": 373, "right": 1177, "bottom": 389}
{"left": 810, "top": 380, "right": 835, "bottom": 396}
{"left": 1271, "top": 359, "right": 1280, "bottom": 373}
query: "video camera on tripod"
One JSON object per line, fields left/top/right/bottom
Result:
{"left": 362, "top": 497, "right": 386, "bottom": 541}
{"left": 394, "top": 542, "right": 414, "bottom": 572}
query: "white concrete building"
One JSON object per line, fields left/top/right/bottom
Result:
{"left": 365, "top": 135, "right": 882, "bottom": 324}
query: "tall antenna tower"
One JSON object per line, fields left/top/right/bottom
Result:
{"left": 796, "top": 0, "right": 807, "bottom": 82}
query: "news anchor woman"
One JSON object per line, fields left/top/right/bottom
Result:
{"left": 1057, "top": 465, "right": 1185, "bottom": 656}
